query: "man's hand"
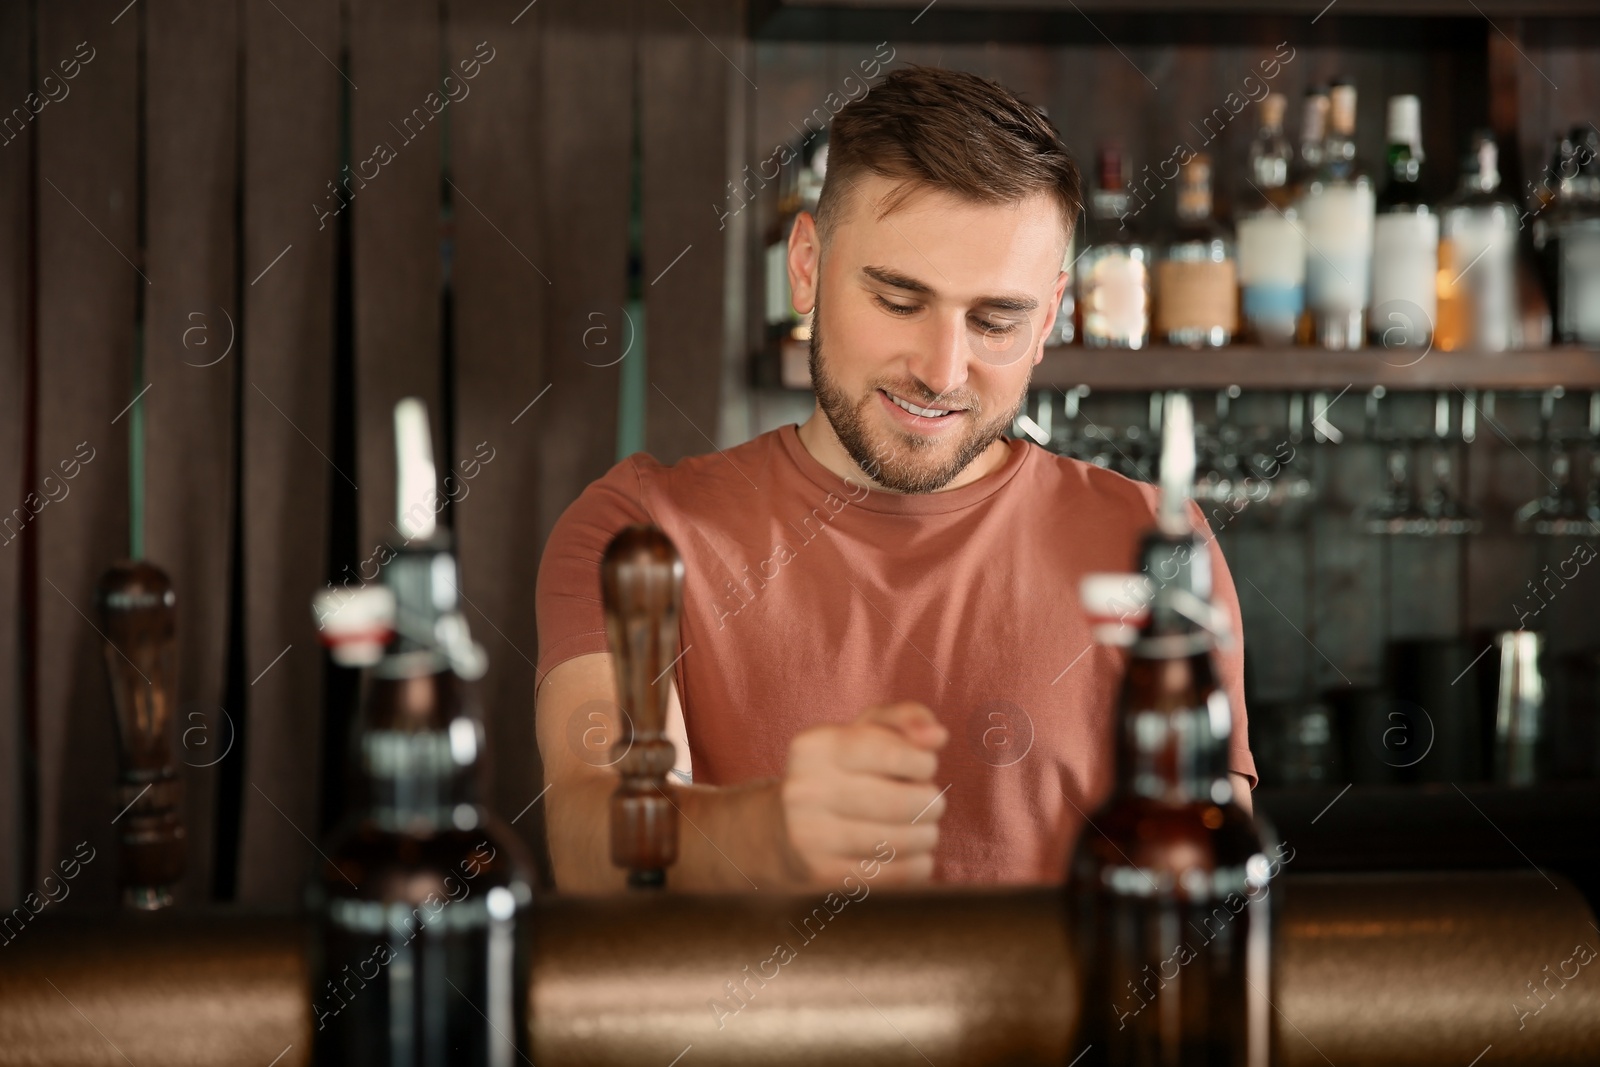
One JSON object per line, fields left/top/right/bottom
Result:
{"left": 778, "top": 702, "right": 950, "bottom": 886}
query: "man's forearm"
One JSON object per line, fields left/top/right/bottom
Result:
{"left": 546, "top": 773, "right": 810, "bottom": 893}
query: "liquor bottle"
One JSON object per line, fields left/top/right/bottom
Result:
{"left": 1298, "top": 81, "right": 1375, "bottom": 349}
{"left": 1555, "top": 127, "right": 1600, "bottom": 344}
{"left": 1289, "top": 86, "right": 1329, "bottom": 198}
{"left": 1078, "top": 144, "right": 1153, "bottom": 349}
{"left": 1155, "top": 154, "right": 1237, "bottom": 347}
{"left": 1235, "top": 93, "right": 1305, "bottom": 345}
{"left": 309, "top": 399, "right": 535, "bottom": 1066}
{"left": 1071, "top": 392, "right": 1279, "bottom": 1067}
{"left": 1436, "top": 131, "right": 1519, "bottom": 352}
{"left": 1369, "top": 95, "right": 1438, "bottom": 349}
{"left": 1530, "top": 129, "right": 1576, "bottom": 304}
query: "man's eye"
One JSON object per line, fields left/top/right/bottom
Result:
{"left": 874, "top": 295, "right": 918, "bottom": 316}
{"left": 976, "top": 319, "right": 1021, "bottom": 335}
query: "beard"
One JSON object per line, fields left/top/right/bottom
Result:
{"left": 807, "top": 283, "right": 1031, "bottom": 494}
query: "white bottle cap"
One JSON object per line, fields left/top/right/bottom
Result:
{"left": 1080, "top": 573, "right": 1152, "bottom": 645}
{"left": 313, "top": 584, "right": 396, "bottom": 667}
{"left": 1386, "top": 94, "right": 1423, "bottom": 158}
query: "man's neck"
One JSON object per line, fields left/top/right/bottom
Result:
{"left": 795, "top": 406, "right": 1012, "bottom": 494}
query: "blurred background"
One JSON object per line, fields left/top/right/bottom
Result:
{"left": 1, "top": 0, "right": 1597, "bottom": 915}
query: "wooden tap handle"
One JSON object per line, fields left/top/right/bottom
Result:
{"left": 95, "top": 560, "right": 185, "bottom": 909}
{"left": 600, "top": 526, "right": 683, "bottom": 888}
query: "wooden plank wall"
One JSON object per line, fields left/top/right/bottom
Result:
{"left": 32, "top": 0, "right": 139, "bottom": 906}
{"left": 0, "top": 0, "right": 31, "bottom": 907}
{"left": 2, "top": 0, "right": 742, "bottom": 909}
{"left": 236, "top": 0, "right": 341, "bottom": 906}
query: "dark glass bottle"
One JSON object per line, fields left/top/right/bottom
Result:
{"left": 1070, "top": 393, "right": 1281, "bottom": 1067}
{"left": 1370, "top": 95, "right": 1437, "bottom": 349}
{"left": 309, "top": 399, "right": 535, "bottom": 1066}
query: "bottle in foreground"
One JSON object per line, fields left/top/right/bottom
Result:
{"left": 1070, "top": 392, "right": 1283, "bottom": 1067}
{"left": 308, "top": 398, "right": 535, "bottom": 1067}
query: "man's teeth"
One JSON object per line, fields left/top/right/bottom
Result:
{"left": 888, "top": 393, "right": 955, "bottom": 418}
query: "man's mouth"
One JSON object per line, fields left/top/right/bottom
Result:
{"left": 880, "top": 389, "right": 964, "bottom": 419}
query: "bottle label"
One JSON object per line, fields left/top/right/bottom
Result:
{"left": 1242, "top": 283, "right": 1304, "bottom": 322}
{"left": 1371, "top": 211, "right": 1439, "bottom": 340}
{"left": 1155, "top": 259, "right": 1238, "bottom": 336}
{"left": 1237, "top": 212, "right": 1306, "bottom": 286}
{"left": 1441, "top": 205, "right": 1517, "bottom": 349}
{"left": 1303, "top": 183, "right": 1375, "bottom": 312}
{"left": 1080, "top": 249, "right": 1150, "bottom": 346}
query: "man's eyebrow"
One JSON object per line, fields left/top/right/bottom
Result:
{"left": 860, "top": 264, "right": 1039, "bottom": 313}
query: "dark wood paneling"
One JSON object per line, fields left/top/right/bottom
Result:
{"left": 532, "top": 0, "right": 629, "bottom": 544}
{"left": 0, "top": 0, "right": 31, "bottom": 908}
{"left": 350, "top": 0, "right": 444, "bottom": 553}
{"left": 643, "top": 0, "right": 739, "bottom": 461}
{"left": 33, "top": 0, "right": 138, "bottom": 905}
{"left": 144, "top": 0, "right": 239, "bottom": 907}
{"left": 237, "top": 0, "right": 340, "bottom": 905}
{"left": 446, "top": 0, "right": 564, "bottom": 882}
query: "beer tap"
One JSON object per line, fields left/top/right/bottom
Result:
{"left": 95, "top": 561, "right": 185, "bottom": 909}
{"left": 600, "top": 526, "right": 684, "bottom": 889}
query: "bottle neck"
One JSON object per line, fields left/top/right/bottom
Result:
{"left": 1176, "top": 177, "right": 1214, "bottom": 224}
{"left": 1386, "top": 142, "right": 1422, "bottom": 188}
{"left": 1115, "top": 530, "right": 1234, "bottom": 803}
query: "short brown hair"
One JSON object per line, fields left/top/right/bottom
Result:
{"left": 814, "top": 65, "right": 1081, "bottom": 252}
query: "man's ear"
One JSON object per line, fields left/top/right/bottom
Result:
{"left": 787, "top": 211, "right": 822, "bottom": 315}
{"left": 1035, "top": 269, "right": 1069, "bottom": 365}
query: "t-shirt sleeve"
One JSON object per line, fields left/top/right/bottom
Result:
{"left": 1187, "top": 500, "right": 1258, "bottom": 791}
{"left": 534, "top": 455, "right": 655, "bottom": 691}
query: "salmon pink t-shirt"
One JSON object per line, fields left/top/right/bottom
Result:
{"left": 534, "top": 423, "right": 1256, "bottom": 886}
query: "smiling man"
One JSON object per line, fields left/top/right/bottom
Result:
{"left": 534, "top": 65, "right": 1255, "bottom": 892}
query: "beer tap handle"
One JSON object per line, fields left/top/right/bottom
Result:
{"left": 600, "top": 526, "right": 684, "bottom": 889}
{"left": 95, "top": 561, "right": 185, "bottom": 909}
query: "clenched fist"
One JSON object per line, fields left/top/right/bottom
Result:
{"left": 778, "top": 701, "right": 949, "bottom": 886}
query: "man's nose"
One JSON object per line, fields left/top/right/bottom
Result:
{"left": 907, "top": 313, "right": 970, "bottom": 401}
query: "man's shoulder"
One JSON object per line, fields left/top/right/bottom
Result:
{"left": 567, "top": 426, "right": 790, "bottom": 523}
{"left": 1015, "top": 440, "right": 1161, "bottom": 523}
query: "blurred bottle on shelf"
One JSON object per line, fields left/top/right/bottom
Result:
{"left": 1289, "top": 85, "right": 1329, "bottom": 198}
{"left": 1370, "top": 95, "right": 1438, "bottom": 349}
{"left": 1299, "top": 81, "right": 1375, "bottom": 350}
{"left": 1156, "top": 153, "right": 1237, "bottom": 348}
{"left": 1554, "top": 127, "right": 1600, "bottom": 345}
{"left": 1078, "top": 143, "right": 1153, "bottom": 349}
{"left": 1237, "top": 93, "right": 1305, "bottom": 346}
{"left": 1530, "top": 129, "right": 1577, "bottom": 306}
{"left": 1437, "top": 131, "right": 1519, "bottom": 352}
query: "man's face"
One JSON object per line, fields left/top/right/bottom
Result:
{"left": 797, "top": 174, "right": 1068, "bottom": 493}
